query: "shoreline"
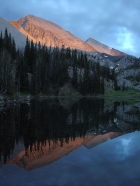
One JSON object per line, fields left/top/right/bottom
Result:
{"left": 0, "top": 94, "right": 140, "bottom": 108}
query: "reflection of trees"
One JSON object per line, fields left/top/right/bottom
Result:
{"left": 114, "top": 101, "right": 140, "bottom": 133}
{"left": 0, "top": 99, "right": 140, "bottom": 164}
{"left": 0, "top": 106, "right": 21, "bottom": 163}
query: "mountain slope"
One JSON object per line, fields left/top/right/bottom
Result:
{"left": 1, "top": 15, "right": 127, "bottom": 56}
{"left": 9, "top": 15, "right": 96, "bottom": 52}
{"left": 86, "top": 37, "right": 126, "bottom": 56}
{"left": 0, "top": 17, "right": 26, "bottom": 49}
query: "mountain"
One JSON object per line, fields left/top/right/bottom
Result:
{"left": 0, "top": 17, "right": 26, "bottom": 49}
{"left": 8, "top": 132, "right": 123, "bottom": 170}
{"left": 86, "top": 37, "right": 126, "bottom": 56}
{"left": 1, "top": 14, "right": 126, "bottom": 56}
{"left": 9, "top": 14, "right": 96, "bottom": 52}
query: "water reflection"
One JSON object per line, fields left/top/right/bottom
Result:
{"left": 0, "top": 98, "right": 140, "bottom": 170}
{"left": 9, "top": 136, "right": 94, "bottom": 170}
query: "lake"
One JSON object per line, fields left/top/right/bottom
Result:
{"left": 0, "top": 98, "right": 140, "bottom": 186}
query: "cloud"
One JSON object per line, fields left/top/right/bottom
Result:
{"left": 0, "top": 0, "right": 140, "bottom": 56}
{"left": 116, "top": 27, "right": 136, "bottom": 54}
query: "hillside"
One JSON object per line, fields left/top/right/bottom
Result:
{"left": 9, "top": 15, "right": 96, "bottom": 52}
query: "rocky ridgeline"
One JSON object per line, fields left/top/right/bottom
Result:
{"left": 86, "top": 37, "right": 126, "bottom": 56}
{"left": 86, "top": 52, "right": 140, "bottom": 90}
{"left": 10, "top": 15, "right": 96, "bottom": 52}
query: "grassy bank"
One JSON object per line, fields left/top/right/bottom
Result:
{"left": 1, "top": 88, "right": 140, "bottom": 107}
{"left": 105, "top": 88, "right": 140, "bottom": 96}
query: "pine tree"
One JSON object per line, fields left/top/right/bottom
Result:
{"left": 0, "top": 31, "right": 3, "bottom": 51}
{"left": 24, "top": 36, "right": 31, "bottom": 71}
{"left": 3, "top": 28, "right": 8, "bottom": 50}
{"left": 100, "top": 77, "right": 105, "bottom": 94}
{"left": 11, "top": 39, "right": 16, "bottom": 60}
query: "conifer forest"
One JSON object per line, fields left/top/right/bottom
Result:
{"left": 0, "top": 29, "right": 118, "bottom": 97}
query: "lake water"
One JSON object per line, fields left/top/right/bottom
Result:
{"left": 0, "top": 98, "right": 140, "bottom": 186}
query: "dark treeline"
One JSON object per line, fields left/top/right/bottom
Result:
{"left": 0, "top": 29, "right": 118, "bottom": 96}
{"left": 0, "top": 99, "right": 140, "bottom": 164}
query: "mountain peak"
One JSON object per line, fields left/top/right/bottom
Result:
{"left": 9, "top": 15, "right": 96, "bottom": 52}
{"left": 26, "top": 14, "right": 33, "bottom": 17}
{"left": 86, "top": 37, "right": 126, "bottom": 56}
{"left": 6, "top": 14, "right": 126, "bottom": 56}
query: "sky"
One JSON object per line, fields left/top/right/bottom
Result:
{"left": 0, "top": 0, "right": 140, "bottom": 57}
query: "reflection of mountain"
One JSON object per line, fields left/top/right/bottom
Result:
{"left": 0, "top": 142, "right": 24, "bottom": 167}
{"left": 0, "top": 99, "right": 140, "bottom": 168}
{"left": 85, "top": 132, "right": 123, "bottom": 149}
{"left": 8, "top": 132, "right": 123, "bottom": 170}
{"left": 8, "top": 136, "right": 94, "bottom": 170}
